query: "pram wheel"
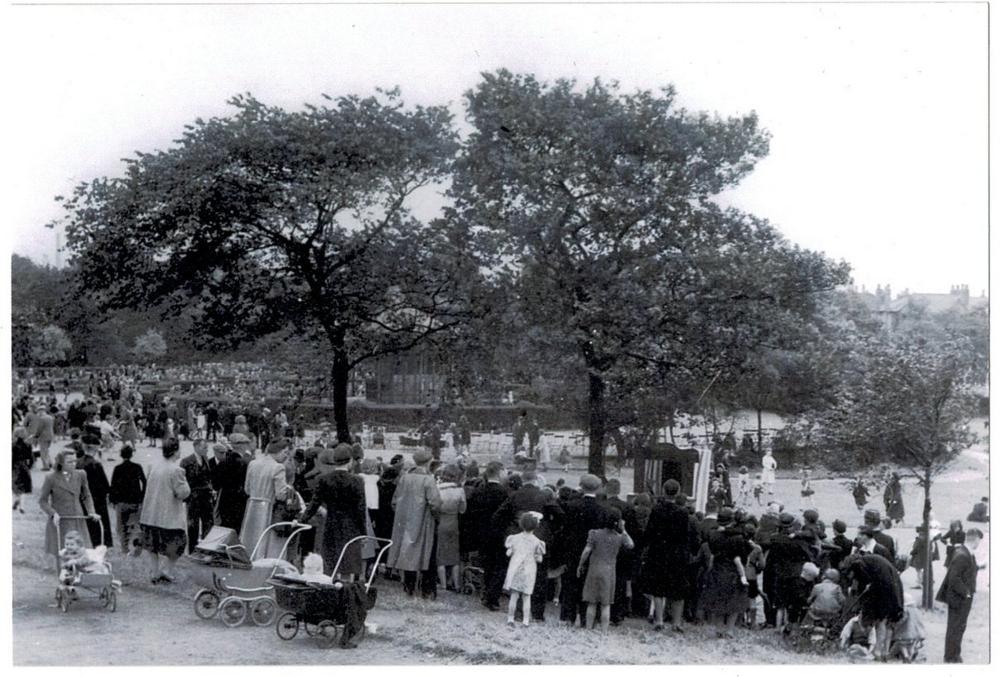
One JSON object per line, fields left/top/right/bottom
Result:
{"left": 194, "top": 590, "right": 221, "bottom": 620}
{"left": 220, "top": 598, "right": 247, "bottom": 627}
{"left": 100, "top": 588, "right": 117, "bottom": 612}
{"left": 275, "top": 612, "right": 299, "bottom": 640}
{"left": 250, "top": 599, "right": 276, "bottom": 626}
{"left": 55, "top": 588, "right": 69, "bottom": 613}
{"left": 314, "top": 620, "right": 339, "bottom": 649}
{"left": 462, "top": 583, "right": 476, "bottom": 595}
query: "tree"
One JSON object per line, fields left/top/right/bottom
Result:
{"left": 802, "top": 335, "right": 979, "bottom": 608}
{"left": 31, "top": 325, "right": 73, "bottom": 366}
{"left": 132, "top": 328, "right": 168, "bottom": 363}
{"left": 54, "top": 90, "right": 482, "bottom": 441}
{"left": 450, "top": 70, "right": 850, "bottom": 475}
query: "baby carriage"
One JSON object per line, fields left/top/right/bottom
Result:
{"left": 269, "top": 536, "right": 393, "bottom": 649}
{"left": 461, "top": 559, "right": 485, "bottom": 596}
{"left": 54, "top": 517, "right": 121, "bottom": 613}
{"left": 785, "top": 590, "right": 862, "bottom": 655}
{"left": 186, "top": 521, "right": 312, "bottom": 627}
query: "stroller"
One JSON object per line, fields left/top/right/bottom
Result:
{"left": 53, "top": 517, "right": 121, "bottom": 613}
{"left": 269, "top": 536, "right": 392, "bottom": 649}
{"left": 785, "top": 590, "right": 863, "bottom": 655}
{"left": 186, "top": 521, "right": 312, "bottom": 627}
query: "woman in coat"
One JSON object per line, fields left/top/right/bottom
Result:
{"left": 436, "top": 465, "right": 467, "bottom": 591}
{"left": 845, "top": 552, "right": 905, "bottom": 660}
{"left": 139, "top": 438, "right": 191, "bottom": 583}
{"left": 699, "top": 508, "right": 751, "bottom": 638}
{"left": 12, "top": 427, "right": 34, "bottom": 512}
{"left": 386, "top": 449, "right": 442, "bottom": 598}
{"left": 38, "top": 450, "right": 100, "bottom": 560}
{"left": 301, "top": 445, "right": 367, "bottom": 579}
{"left": 240, "top": 441, "right": 291, "bottom": 558}
{"left": 639, "top": 480, "right": 698, "bottom": 631}
{"left": 884, "top": 473, "right": 905, "bottom": 526}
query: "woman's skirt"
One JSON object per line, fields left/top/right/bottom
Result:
{"left": 699, "top": 562, "right": 749, "bottom": 617}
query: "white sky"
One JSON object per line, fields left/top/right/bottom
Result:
{"left": 1, "top": 1, "right": 989, "bottom": 296}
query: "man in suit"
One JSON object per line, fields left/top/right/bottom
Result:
{"left": 77, "top": 435, "right": 113, "bottom": 548}
{"left": 856, "top": 527, "right": 892, "bottom": 562}
{"left": 31, "top": 405, "right": 56, "bottom": 471}
{"left": 557, "top": 474, "right": 610, "bottom": 625}
{"left": 937, "top": 528, "right": 983, "bottom": 663}
{"left": 466, "top": 461, "right": 510, "bottom": 611}
{"left": 493, "top": 470, "right": 563, "bottom": 621}
{"left": 181, "top": 438, "right": 216, "bottom": 552}
{"left": 864, "top": 509, "right": 897, "bottom": 560}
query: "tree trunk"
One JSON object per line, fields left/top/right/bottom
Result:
{"left": 587, "top": 370, "right": 606, "bottom": 478}
{"left": 331, "top": 347, "right": 351, "bottom": 444}
{"left": 756, "top": 407, "right": 763, "bottom": 455}
{"left": 922, "top": 466, "right": 934, "bottom": 610}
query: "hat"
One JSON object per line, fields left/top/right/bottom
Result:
{"left": 412, "top": 449, "right": 433, "bottom": 465}
{"left": 332, "top": 445, "right": 352, "bottom": 463}
{"left": 229, "top": 433, "right": 251, "bottom": 445}
{"left": 858, "top": 526, "right": 875, "bottom": 538}
{"left": 317, "top": 447, "right": 339, "bottom": 468}
{"left": 579, "top": 474, "right": 602, "bottom": 493}
{"left": 213, "top": 443, "right": 230, "bottom": 455}
{"left": 717, "top": 507, "right": 735, "bottom": 526}
{"left": 800, "top": 562, "right": 820, "bottom": 581}
{"left": 803, "top": 509, "right": 819, "bottom": 523}
{"left": 863, "top": 509, "right": 881, "bottom": 526}
{"left": 778, "top": 513, "right": 796, "bottom": 527}
{"left": 833, "top": 519, "right": 847, "bottom": 534}
{"left": 306, "top": 446, "right": 323, "bottom": 460}
{"left": 266, "top": 441, "right": 287, "bottom": 455}
{"left": 662, "top": 479, "right": 681, "bottom": 496}
{"left": 739, "top": 466, "right": 748, "bottom": 474}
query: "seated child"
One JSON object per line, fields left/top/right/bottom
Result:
{"left": 840, "top": 614, "right": 877, "bottom": 660}
{"left": 59, "top": 531, "right": 111, "bottom": 583}
{"left": 807, "top": 569, "right": 846, "bottom": 623}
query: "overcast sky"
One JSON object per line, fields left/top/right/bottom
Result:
{"left": 3, "top": 2, "right": 988, "bottom": 296}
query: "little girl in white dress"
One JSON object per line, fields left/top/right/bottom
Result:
{"left": 503, "top": 512, "right": 546, "bottom": 627}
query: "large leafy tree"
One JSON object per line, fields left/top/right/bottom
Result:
{"left": 55, "top": 90, "right": 480, "bottom": 441}
{"left": 451, "top": 70, "right": 850, "bottom": 475}
{"left": 802, "top": 335, "right": 979, "bottom": 608}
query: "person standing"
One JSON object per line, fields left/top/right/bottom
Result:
{"left": 77, "top": 435, "right": 113, "bottom": 548}
{"left": 937, "top": 528, "right": 983, "bottom": 663}
{"left": 241, "top": 440, "right": 292, "bottom": 558}
{"left": 639, "top": 479, "right": 699, "bottom": 631}
{"left": 109, "top": 444, "right": 146, "bottom": 555}
{"left": 466, "top": 461, "right": 510, "bottom": 611}
{"left": 12, "top": 427, "right": 34, "bottom": 513}
{"left": 386, "top": 449, "right": 442, "bottom": 598}
{"left": 760, "top": 450, "right": 777, "bottom": 498}
{"left": 883, "top": 472, "right": 905, "bottom": 527}
{"left": 300, "top": 446, "right": 367, "bottom": 578}
{"left": 38, "top": 451, "right": 100, "bottom": 561}
{"left": 436, "top": 465, "right": 467, "bottom": 591}
{"left": 31, "top": 406, "right": 56, "bottom": 471}
{"left": 527, "top": 417, "right": 541, "bottom": 459}
{"left": 181, "top": 439, "right": 215, "bottom": 552}
{"left": 212, "top": 434, "right": 250, "bottom": 531}
{"left": 139, "top": 438, "right": 191, "bottom": 583}
{"left": 844, "top": 552, "right": 905, "bottom": 661}
{"left": 206, "top": 402, "right": 219, "bottom": 442}
{"left": 556, "top": 474, "right": 610, "bottom": 626}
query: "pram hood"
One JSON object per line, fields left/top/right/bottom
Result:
{"left": 193, "top": 526, "right": 251, "bottom": 566}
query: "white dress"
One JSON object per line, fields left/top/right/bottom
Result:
{"left": 503, "top": 532, "right": 546, "bottom": 594}
{"left": 761, "top": 454, "right": 777, "bottom": 484}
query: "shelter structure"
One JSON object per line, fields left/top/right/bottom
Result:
{"left": 633, "top": 442, "right": 713, "bottom": 512}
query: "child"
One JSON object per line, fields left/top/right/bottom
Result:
{"left": 752, "top": 474, "right": 764, "bottom": 506}
{"left": 503, "top": 512, "right": 546, "bottom": 627}
{"left": 736, "top": 466, "right": 751, "bottom": 506}
{"left": 909, "top": 525, "right": 939, "bottom": 590}
{"left": 807, "top": 569, "right": 846, "bottom": 624}
{"left": 59, "top": 531, "right": 110, "bottom": 583}
{"left": 577, "top": 508, "right": 634, "bottom": 631}
{"left": 800, "top": 467, "right": 815, "bottom": 507}
{"left": 888, "top": 594, "right": 926, "bottom": 662}
{"left": 840, "top": 614, "right": 877, "bottom": 660}
{"left": 557, "top": 447, "right": 571, "bottom": 472}
{"left": 296, "top": 552, "right": 333, "bottom": 584}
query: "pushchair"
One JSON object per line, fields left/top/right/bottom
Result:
{"left": 785, "top": 590, "right": 862, "bottom": 655}
{"left": 53, "top": 516, "right": 121, "bottom": 613}
{"left": 186, "top": 521, "right": 312, "bottom": 627}
{"left": 269, "top": 535, "right": 392, "bottom": 649}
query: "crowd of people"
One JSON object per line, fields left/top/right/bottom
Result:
{"left": 11, "top": 391, "right": 988, "bottom": 664}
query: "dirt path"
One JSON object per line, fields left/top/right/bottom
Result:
{"left": 12, "top": 564, "right": 461, "bottom": 665}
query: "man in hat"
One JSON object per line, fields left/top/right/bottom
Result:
{"left": 467, "top": 461, "right": 510, "bottom": 611}
{"left": 77, "top": 434, "right": 113, "bottom": 548}
{"left": 212, "top": 436, "right": 249, "bottom": 530}
{"left": 181, "top": 438, "right": 215, "bottom": 552}
{"left": 762, "top": 512, "right": 812, "bottom": 628}
{"left": 556, "top": 474, "right": 610, "bottom": 625}
{"left": 241, "top": 439, "right": 292, "bottom": 558}
{"left": 386, "top": 449, "right": 442, "bottom": 598}
{"left": 937, "top": 527, "right": 983, "bottom": 663}
{"left": 863, "top": 509, "right": 897, "bottom": 560}
{"left": 300, "top": 444, "right": 367, "bottom": 579}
